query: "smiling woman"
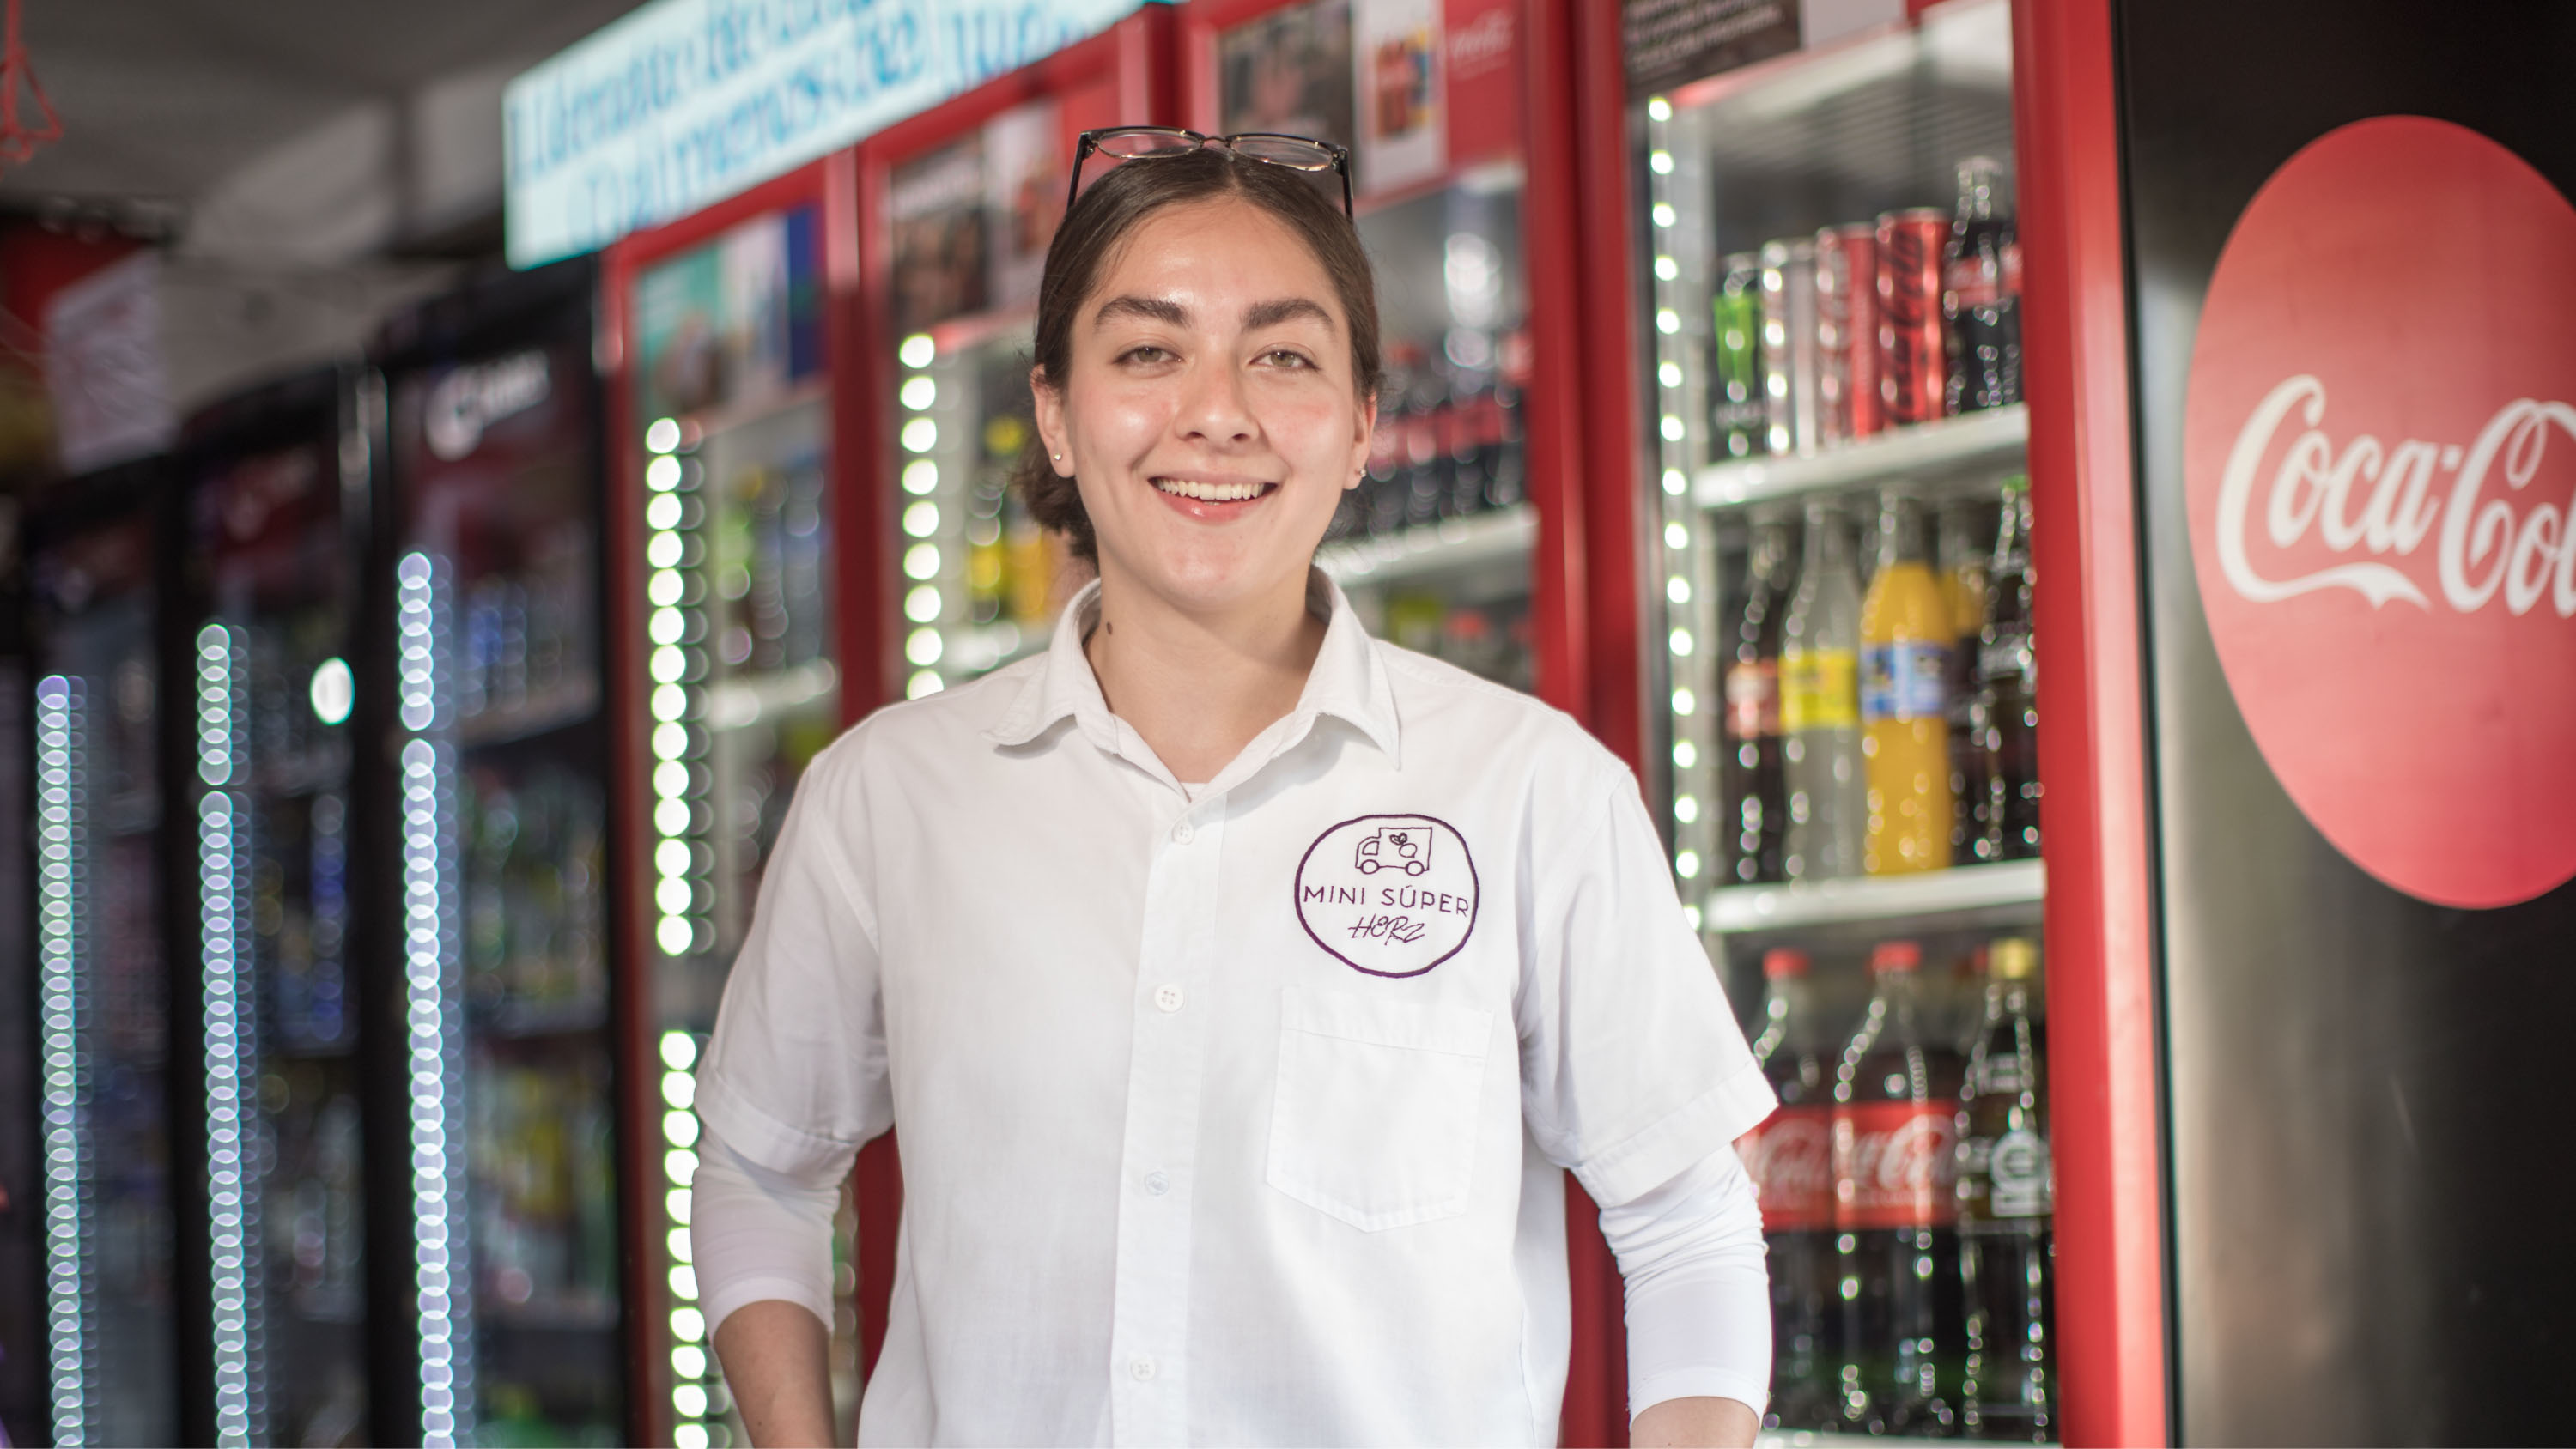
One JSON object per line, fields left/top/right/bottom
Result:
{"left": 691, "top": 127, "right": 1772, "bottom": 1449}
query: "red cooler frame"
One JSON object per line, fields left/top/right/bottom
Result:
{"left": 1567, "top": 0, "right": 2166, "bottom": 1444}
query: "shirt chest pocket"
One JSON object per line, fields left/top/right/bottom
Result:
{"left": 1266, "top": 987, "right": 1495, "bottom": 1232}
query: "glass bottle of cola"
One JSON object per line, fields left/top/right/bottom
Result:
{"left": 1739, "top": 947, "right": 1837, "bottom": 1428}
{"left": 1958, "top": 936, "right": 2054, "bottom": 1441}
{"left": 1943, "top": 155, "right": 2022, "bottom": 415}
{"left": 1832, "top": 938, "right": 1966, "bottom": 1435}
{"left": 1975, "top": 477, "right": 2041, "bottom": 861}
{"left": 1723, "top": 511, "right": 1797, "bottom": 883}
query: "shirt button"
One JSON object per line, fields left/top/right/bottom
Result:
{"left": 1144, "top": 1170, "right": 1170, "bottom": 1197}
{"left": 1153, "top": 984, "right": 1185, "bottom": 1013}
{"left": 1170, "top": 819, "right": 1194, "bottom": 843}
{"left": 1129, "top": 1355, "right": 1157, "bottom": 1382}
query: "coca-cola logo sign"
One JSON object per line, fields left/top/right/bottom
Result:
{"left": 1736, "top": 1106, "right": 1833, "bottom": 1232}
{"left": 2185, "top": 116, "right": 2576, "bottom": 908}
{"left": 1832, "top": 1101, "right": 1959, "bottom": 1230}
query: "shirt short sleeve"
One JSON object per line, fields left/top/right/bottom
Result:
{"left": 1517, "top": 763, "right": 1777, "bottom": 1208}
{"left": 695, "top": 738, "right": 893, "bottom": 1183}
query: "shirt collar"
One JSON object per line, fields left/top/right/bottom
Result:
{"left": 984, "top": 568, "right": 1401, "bottom": 767}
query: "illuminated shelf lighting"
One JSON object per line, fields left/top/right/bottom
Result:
{"left": 398, "top": 551, "right": 476, "bottom": 1446}
{"left": 1691, "top": 403, "right": 2028, "bottom": 510}
{"left": 36, "top": 676, "right": 88, "bottom": 1447}
{"left": 662, "top": 1030, "right": 714, "bottom": 1441}
{"left": 196, "top": 624, "right": 266, "bottom": 1446}
{"left": 1701, "top": 858, "right": 2047, "bottom": 935}
{"left": 641, "top": 427, "right": 709, "bottom": 963}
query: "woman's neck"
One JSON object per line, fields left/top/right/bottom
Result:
{"left": 1081, "top": 565, "right": 1327, "bottom": 785}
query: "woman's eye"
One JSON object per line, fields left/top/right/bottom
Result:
{"left": 1261, "top": 349, "right": 1315, "bottom": 369}
{"left": 1118, "top": 345, "right": 1171, "bottom": 366}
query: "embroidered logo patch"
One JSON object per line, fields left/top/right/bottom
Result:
{"left": 1293, "top": 814, "right": 1480, "bottom": 978}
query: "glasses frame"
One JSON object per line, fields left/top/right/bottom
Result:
{"left": 1066, "top": 126, "right": 1355, "bottom": 220}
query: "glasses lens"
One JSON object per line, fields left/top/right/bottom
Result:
{"left": 1229, "top": 135, "right": 1336, "bottom": 170}
{"left": 1095, "top": 129, "right": 1200, "bottom": 159}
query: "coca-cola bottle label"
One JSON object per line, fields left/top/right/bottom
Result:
{"left": 1832, "top": 1100, "right": 1961, "bottom": 1229}
{"left": 1986, "top": 1126, "right": 2052, "bottom": 1218}
{"left": 1723, "top": 658, "right": 1780, "bottom": 741}
{"left": 1736, "top": 1106, "right": 1834, "bottom": 1232}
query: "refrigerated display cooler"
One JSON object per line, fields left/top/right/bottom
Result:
{"left": 1577, "top": 0, "right": 2161, "bottom": 1442}
{"left": 173, "top": 367, "right": 373, "bottom": 1447}
{"left": 26, "top": 461, "right": 184, "bottom": 1448}
{"left": 857, "top": 8, "right": 1170, "bottom": 698}
{"left": 374, "top": 260, "right": 629, "bottom": 1446}
{"left": 600, "top": 156, "right": 872, "bottom": 1449}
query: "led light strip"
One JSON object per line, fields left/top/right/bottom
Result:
{"left": 642, "top": 419, "right": 723, "bottom": 1445}
{"left": 1644, "top": 96, "right": 1718, "bottom": 926}
{"left": 196, "top": 625, "right": 267, "bottom": 1446}
{"left": 37, "top": 676, "right": 90, "bottom": 1446}
{"left": 896, "top": 331, "right": 947, "bottom": 699}
{"left": 398, "top": 552, "right": 476, "bottom": 1446}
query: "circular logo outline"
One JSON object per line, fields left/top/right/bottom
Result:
{"left": 1292, "top": 812, "right": 1481, "bottom": 979}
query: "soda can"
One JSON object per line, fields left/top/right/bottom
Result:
{"left": 1759, "top": 238, "right": 1820, "bottom": 457}
{"left": 1875, "top": 207, "right": 1950, "bottom": 427}
{"left": 1815, "top": 222, "right": 1883, "bottom": 444}
{"left": 1710, "top": 252, "right": 1768, "bottom": 460}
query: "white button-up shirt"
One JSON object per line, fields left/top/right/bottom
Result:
{"left": 696, "top": 574, "right": 1773, "bottom": 1446}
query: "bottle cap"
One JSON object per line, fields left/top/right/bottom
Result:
{"left": 1761, "top": 948, "right": 1810, "bottom": 980}
{"left": 1869, "top": 940, "right": 1923, "bottom": 973}
{"left": 1990, "top": 937, "right": 2041, "bottom": 980}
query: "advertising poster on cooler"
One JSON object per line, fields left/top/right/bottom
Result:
{"left": 984, "top": 102, "right": 1065, "bottom": 313}
{"left": 2117, "top": 2, "right": 2576, "bottom": 1440}
{"left": 1219, "top": 0, "right": 1358, "bottom": 152}
{"left": 890, "top": 138, "right": 992, "bottom": 335}
{"left": 635, "top": 206, "right": 823, "bottom": 421}
{"left": 1352, "top": 0, "right": 1444, "bottom": 196}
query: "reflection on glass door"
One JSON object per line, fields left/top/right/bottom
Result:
{"left": 392, "top": 337, "right": 623, "bottom": 1446}
{"left": 32, "top": 496, "right": 180, "bottom": 1448}
{"left": 629, "top": 202, "right": 845, "bottom": 1447}
{"left": 187, "top": 418, "right": 371, "bottom": 1446}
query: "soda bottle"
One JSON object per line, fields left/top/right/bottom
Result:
{"left": 1739, "top": 947, "right": 1838, "bottom": 1429}
{"left": 1861, "top": 490, "right": 1956, "bottom": 875}
{"left": 1958, "top": 936, "right": 2054, "bottom": 1441}
{"left": 1780, "top": 500, "right": 1865, "bottom": 882}
{"left": 1944, "top": 156, "right": 2023, "bottom": 415}
{"left": 1976, "top": 478, "right": 2041, "bottom": 861}
{"left": 1710, "top": 253, "right": 1768, "bottom": 460}
{"left": 1832, "top": 939, "right": 1966, "bottom": 1435}
{"left": 1722, "top": 512, "right": 1797, "bottom": 884}
{"left": 1938, "top": 497, "right": 1993, "bottom": 861}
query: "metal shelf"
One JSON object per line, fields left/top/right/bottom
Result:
{"left": 1694, "top": 404, "right": 2027, "bottom": 512}
{"left": 1704, "top": 858, "right": 2044, "bottom": 934}
{"left": 1315, "top": 502, "right": 1538, "bottom": 588}
{"left": 705, "top": 658, "right": 837, "bottom": 731}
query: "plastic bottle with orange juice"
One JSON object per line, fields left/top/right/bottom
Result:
{"left": 1861, "top": 488, "right": 1956, "bottom": 874}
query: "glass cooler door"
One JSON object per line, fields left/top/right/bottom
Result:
{"left": 31, "top": 495, "right": 180, "bottom": 1448}
{"left": 186, "top": 419, "right": 371, "bottom": 1446}
{"left": 392, "top": 337, "right": 624, "bottom": 1445}
{"left": 626, "top": 200, "right": 846, "bottom": 1448}
{"left": 1630, "top": 1, "right": 2057, "bottom": 1439}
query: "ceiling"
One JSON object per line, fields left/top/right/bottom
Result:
{"left": 0, "top": 0, "right": 640, "bottom": 223}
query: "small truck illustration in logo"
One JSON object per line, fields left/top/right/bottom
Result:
{"left": 1354, "top": 824, "right": 1433, "bottom": 876}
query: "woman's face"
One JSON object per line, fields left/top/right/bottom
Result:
{"left": 1034, "top": 197, "right": 1373, "bottom": 617}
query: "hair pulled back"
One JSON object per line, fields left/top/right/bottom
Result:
{"left": 1019, "top": 146, "right": 1382, "bottom": 563}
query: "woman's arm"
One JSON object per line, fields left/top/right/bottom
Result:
{"left": 1598, "top": 1143, "right": 1772, "bottom": 1449}
{"left": 693, "top": 1133, "right": 847, "bottom": 1446}
{"left": 714, "top": 1300, "right": 836, "bottom": 1446}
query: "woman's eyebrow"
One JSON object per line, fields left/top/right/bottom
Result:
{"left": 1244, "top": 297, "right": 1334, "bottom": 332}
{"left": 1094, "top": 294, "right": 1188, "bottom": 328}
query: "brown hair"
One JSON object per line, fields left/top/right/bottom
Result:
{"left": 1019, "top": 147, "right": 1382, "bottom": 562}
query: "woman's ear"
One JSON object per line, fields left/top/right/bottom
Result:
{"left": 1030, "top": 367, "right": 1072, "bottom": 476}
{"left": 1346, "top": 392, "right": 1378, "bottom": 491}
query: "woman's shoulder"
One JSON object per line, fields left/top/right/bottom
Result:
{"left": 1370, "top": 638, "right": 1633, "bottom": 791}
{"left": 800, "top": 655, "right": 1050, "bottom": 786}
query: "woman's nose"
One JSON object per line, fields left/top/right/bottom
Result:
{"left": 1174, "top": 355, "right": 1258, "bottom": 446}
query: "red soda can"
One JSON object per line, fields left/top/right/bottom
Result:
{"left": 1875, "top": 207, "right": 1950, "bottom": 426}
{"left": 1815, "top": 221, "right": 1883, "bottom": 442}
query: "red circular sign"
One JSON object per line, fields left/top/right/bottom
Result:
{"left": 2186, "top": 116, "right": 2576, "bottom": 908}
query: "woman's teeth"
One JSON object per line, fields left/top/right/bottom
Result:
{"left": 1153, "top": 477, "right": 1270, "bottom": 502}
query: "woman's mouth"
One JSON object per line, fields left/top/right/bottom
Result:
{"left": 1150, "top": 475, "right": 1279, "bottom": 520}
